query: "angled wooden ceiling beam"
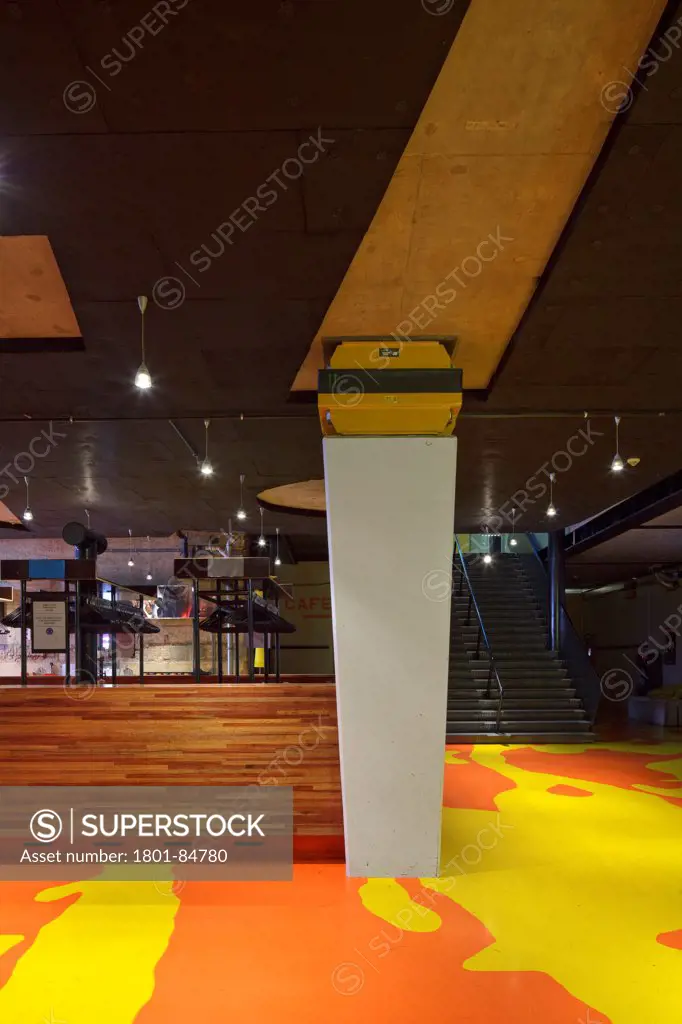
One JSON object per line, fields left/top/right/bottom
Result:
{"left": 292, "top": 0, "right": 666, "bottom": 393}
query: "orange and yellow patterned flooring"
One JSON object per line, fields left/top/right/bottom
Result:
{"left": 1, "top": 739, "right": 681, "bottom": 1023}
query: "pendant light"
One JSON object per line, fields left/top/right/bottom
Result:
{"left": 509, "top": 506, "right": 518, "bottom": 547}
{"left": 200, "top": 419, "right": 214, "bottom": 476}
{"left": 546, "top": 473, "right": 558, "bottom": 518}
{"left": 257, "top": 507, "right": 267, "bottom": 548}
{"left": 127, "top": 528, "right": 135, "bottom": 568}
{"left": 236, "top": 474, "right": 247, "bottom": 520}
{"left": 134, "top": 295, "right": 152, "bottom": 389}
{"left": 611, "top": 415, "right": 624, "bottom": 473}
{"left": 274, "top": 527, "right": 282, "bottom": 567}
{"left": 22, "top": 476, "right": 33, "bottom": 522}
{"left": 145, "top": 535, "right": 153, "bottom": 581}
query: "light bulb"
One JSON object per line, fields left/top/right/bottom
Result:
{"left": 146, "top": 572, "right": 153, "bottom": 581}
{"left": 236, "top": 508, "right": 247, "bottom": 521}
{"left": 274, "top": 556, "right": 282, "bottom": 567}
{"left": 483, "top": 553, "right": 492, "bottom": 565}
{"left": 22, "top": 507, "right": 33, "bottom": 522}
{"left": 134, "top": 363, "right": 152, "bottom": 389}
{"left": 200, "top": 458, "right": 213, "bottom": 476}
{"left": 257, "top": 536, "right": 267, "bottom": 548}
{"left": 128, "top": 558, "right": 135, "bottom": 568}
{"left": 611, "top": 454, "right": 624, "bottom": 473}
{"left": 509, "top": 537, "right": 518, "bottom": 547}
{"left": 547, "top": 503, "right": 557, "bottom": 517}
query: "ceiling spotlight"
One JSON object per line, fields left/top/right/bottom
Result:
{"left": 200, "top": 418, "right": 213, "bottom": 476}
{"left": 546, "top": 472, "right": 558, "bottom": 518}
{"left": 236, "top": 473, "right": 247, "bottom": 520}
{"left": 483, "top": 553, "right": 493, "bottom": 565}
{"left": 134, "top": 296, "right": 153, "bottom": 389}
{"left": 611, "top": 415, "right": 624, "bottom": 472}
{"left": 22, "top": 477, "right": 33, "bottom": 522}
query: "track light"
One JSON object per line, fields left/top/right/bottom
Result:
{"left": 611, "top": 415, "right": 624, "bottom": 472}
{"left": 235, "top": 473, "right": 245, "bottom": 520}
{"left": 257, "top": 507, "right": 267, "bottom": 547}
{"left": 22, "top": 476, "right": 33, "bottom": 522}
{"left": 200, "top": 419, "right": 213, "bottom": 476}
{"left": 134, "top": 296, "right": 153, "bottom": 389}
{"left": 546, "top": 472, "right": 558, "bottom": 517}
{"left": 274, "top": 526, "right": 281, "bottom": 567}
{"left": 127, "top": 528, "right": 135, "bottom": 567}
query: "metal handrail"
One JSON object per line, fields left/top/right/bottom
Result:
{"left": 453, "top": 537, "right": 505, "bottom": 731}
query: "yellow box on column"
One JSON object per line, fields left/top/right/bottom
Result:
{"left": 318, "top": 336, "right": 462, "bottom": 437}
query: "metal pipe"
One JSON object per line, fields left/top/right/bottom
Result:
{"left": 111, "top": 585, "right": 117, "bottom": 686}
{"left": 75, "top": 581, "right": 82, "bottom": 679}
{"left": 65, "top": 582, "right": 71, "bottom": 683}
{"left": 138, "top": 595, "right": 145, "bottom": 684}
{"left": 216, "top": 579, "right": 223, "bottom": 685}
{"left": 247, "top": 578, "right": 255, "bottom": 682}
{"left": 548, "top": 529, "right": 566, "bottom": 652}
{"left": 193, "top": 579, "right": 201, "bottom": 683}
{"left": 20, "top": 579, "right": 27, "bottom": 686}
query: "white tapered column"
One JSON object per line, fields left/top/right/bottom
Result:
{"left": 324, "top": 435, "right": 457, "bottom": 877}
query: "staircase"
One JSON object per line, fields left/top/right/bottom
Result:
{"left": 447, "top": 551, "right": 594, "bottom": 743}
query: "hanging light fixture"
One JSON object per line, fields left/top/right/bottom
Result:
{"left": 257, "top": 506, "right": 267, "bottom": 548}
{"left": 200, "top": 419, "right": 214, "bottom": 476}
{"left": 509, "top": 506, "right": 518, "bottom": 547}
{"left": 134, "top": 295, "right": 152, "bottom": 390}
{"left": 22, "top": 476, "right": 33, "bottom": 522}
{"left": 611, "top": 415, "right": 624, "bottom": 473}
{"left": 145, "top": 535, "right": 153, "bottom": 581}
{"left": 483, "top": 553, "right": 492, "bottom": 565}
{"left": 274, "top": 526, "right": 282, "bottom": 567}
{"left": 236, "top": 474, "right": 247, "bottom": 520}
{"left": 127, "top": 528, "right": 135, "bottom": 568}
{"left": 546, "top": 473, "right": 558, "bottom": 518}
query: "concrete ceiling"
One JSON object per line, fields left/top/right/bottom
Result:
{"left": 1, "top": 0, "right": 682, "bottom": 549}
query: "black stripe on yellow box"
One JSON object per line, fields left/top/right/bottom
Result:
{"left": 319, "top": 368, "right": 462, "bottom": 394}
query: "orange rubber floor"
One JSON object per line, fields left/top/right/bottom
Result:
{"left": 1, "top": 739, "right": 681, "bottom": 1023}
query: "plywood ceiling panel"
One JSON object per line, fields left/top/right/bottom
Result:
{"left": 292, "top": 0, "right": 667, "bottom": 392}
{"left": 0, "top": 236, "right": 81, "bottom": 347}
